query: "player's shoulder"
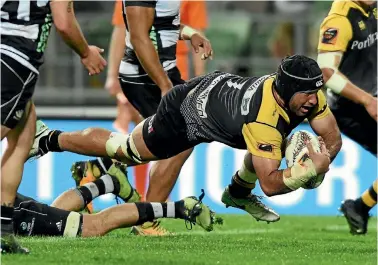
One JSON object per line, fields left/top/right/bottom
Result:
{"left": 328, "top": 0, "right": 355, "bottom": 17}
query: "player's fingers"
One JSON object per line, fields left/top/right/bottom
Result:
{"left": 306, "top": 141, "right": 315, "bottom": 155}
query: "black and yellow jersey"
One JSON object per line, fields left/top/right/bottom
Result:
{"left": 181, "top": 71, "right": 330, "bottom": 161}
{"left": 318, "top": 0, "right": 377, "bottom": 107}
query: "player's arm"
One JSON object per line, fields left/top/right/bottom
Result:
{"left": 182, "top": 0, "right": 209, "bottom": 75}
{"left": 317, "top": 16, "right": 377, "bottom": 119}
{"left": 242, "top": 123, "right": 329, "bottom": 196}
{"left": 50, "top": 0, "right": 106, "bottom": 75}
{"left": 125, "top": 1, "right": 173, "bottom": 95}
{"left": 105, "top": 1, "right": 126, "bottom": 96}
{"left": 308, "top": 91, "right": 342, "bottom": 162}
{"left": 180, "top": 24, "right": 213, "bottom": 60}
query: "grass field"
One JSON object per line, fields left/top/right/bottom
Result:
{"left": 2, "top": 215, "right": 376, "bottom": 265}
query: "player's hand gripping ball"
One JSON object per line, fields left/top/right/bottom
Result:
{"left": 285, "top": 130, "right": 326, "bottom": 189}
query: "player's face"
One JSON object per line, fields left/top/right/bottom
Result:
{"left": 289, "top": 92, "right": 318, "bottom": 116}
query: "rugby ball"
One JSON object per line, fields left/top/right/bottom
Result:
{"left": 285, "top": 130, "right": 325, "bottom": 189}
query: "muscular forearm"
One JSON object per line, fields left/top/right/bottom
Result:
{"left": 259, "top": 169, "right": 292, "bottom": 197}
{"left": 131, "top": 37, "right": 172, "bottom": 91}
{"left": 321, "top": 130, "right": 342, "bottom": 162}
{"left": 107, "top": 26, "right": 126, "bottom": 78}
{"left": 51, "top": 0, "right": 89, "bottom": 58}
{"left": 340, "top": 82, "right": 372, "bottom": 106}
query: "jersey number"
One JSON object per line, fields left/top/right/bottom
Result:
{"left": 1, "top": 0, "right": 49, "bottom": 21}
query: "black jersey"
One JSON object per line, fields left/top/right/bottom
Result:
{"left": 180, "top": 71, "right": 331, "bottom": 160}
{"left": 120, "top": 0, "right": 180, "bottom": 75}
{"left": 1, "top": 0, "right": 52, "bottom": 70}
{"left": 318, "top": 0, "right": 377, "bottom": 108}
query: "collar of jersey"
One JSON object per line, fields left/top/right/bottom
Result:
{"left": 349, "top": 0, "right": 370, "bottom": 17}
{"left": 266, "top": 77, "right": 290, "bottom": 124}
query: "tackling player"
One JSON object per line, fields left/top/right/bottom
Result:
{"left": 1, "top": 0, "right": 106, "bottom": 253}
{"left": 316, "top": 0, "right": 377, "bottom": 235}
{"left": 28, "top": 55, "right": 342, "bottom": 220}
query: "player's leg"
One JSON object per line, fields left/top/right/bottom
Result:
{"left": 221, "top": 151, "right": 280, "bottom": 223}
{"left": 340, "top": 180, "right": 377, "bottom": 235}
{"left": 1, "top": 102, "right": 36, "bottom": 254}
{"left": 333, "top": 105, "right": 377, "bottom": 234}
{"left": 1, "top": 54, "right": 39, "bottom": 253}
{"left": 81, "top": 193, "right": 221, "bottom": 237}
{"left": 51, "top": 162, "right": 140, "bottom": 211}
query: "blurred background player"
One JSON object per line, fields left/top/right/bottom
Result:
{"left": 1, "top": 0, "right": 106, "bottom": 253}
{"left": 317, "top": 0, "right": 377, "bottom": 235}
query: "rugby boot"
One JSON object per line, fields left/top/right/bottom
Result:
{"left": 178, "top": 190, "right": 223, "bottom": 232}
{"left": 71, "top": 161, "right": 97, "bottom": 213}
{"left": 221, "top": 186, "right": 280, "bottom": 223}
{"left": 107, "top": 162, "right": 141, "bottom": 203}
{"left": 1, "top": 225, "right": 29, "bottom": 254}
{"left": 340, "top": 199, "right": 369, "bottom": 235}
{"left": 130, "top": 221, "right": 173, "bottom": 236}
{"left": 28, "top": 119, "right": 51, "bottom": 160}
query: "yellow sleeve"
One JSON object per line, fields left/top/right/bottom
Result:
{"left": 318, "top": 15, "right": 353, "bottom": 52}
{"left": 242, "top": 123, "right": 283, "bottom": 161}
{"left": 308, "top": 90, "right": 331, "bottom": 120}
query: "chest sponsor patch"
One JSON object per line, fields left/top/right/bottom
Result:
{"left": 322, "top": 28, "right": 338, "bottom": 45}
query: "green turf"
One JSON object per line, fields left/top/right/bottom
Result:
{"left": 2, "top": 215, "right": 376, "bottom": 265}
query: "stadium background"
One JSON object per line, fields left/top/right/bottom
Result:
{"left": 12, "top": 1, "right": 378, "bottom": 215}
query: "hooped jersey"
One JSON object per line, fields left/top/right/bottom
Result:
{"left": 120, "top": 0, "right": 180, "bottom": 75}
{"left": 1, "top": 0, "right": 52, "bottom": 70}
{"left": 318, "top": 0, "right": 377, "bottom": 107}
{"left": 182, "top": 71, "right": 330, "bottom": 161}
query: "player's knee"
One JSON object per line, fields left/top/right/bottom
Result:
{"left": 105, "top": 131, "right": 143, "bottom": 164}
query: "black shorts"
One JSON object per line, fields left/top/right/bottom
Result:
{"left": 1, "top": 54, "right": 38, "bottom": 129}
{"left": 119, "top": 67, "right": 184, "bottom": 118}
{"left": 13, "top": 193, "right": 82, "bottom": 237}
{"left": 142, "top": 76, "right": 206, "bottom": 159}
{"left": 331, "top": 102, "right": 377, "bottom": 155}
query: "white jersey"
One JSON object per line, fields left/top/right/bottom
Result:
{"left": 1, "top": 0, "right": 52, "bottom": 71}
{"left": 119, "top": 0, "right": 180, "bottom": 76}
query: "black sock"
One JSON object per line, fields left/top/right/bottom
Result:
{"left": 1, "top": 205, "right": 14, "bottom": 235}
{"left": 39, "top": 130, "right": 63, "bottom": 153}
{"left": 228, "top": 172, "right": 252, "bottom": 198}
{"left": 75, "top": 174, "right": 120, "bottom": 206}
{"left": 355, "top": 198, "right": 373, "bottom": 215}
{"left": 134, "top": 201, "right": 183, "bottom": 225}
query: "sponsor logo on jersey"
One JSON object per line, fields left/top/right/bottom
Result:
{"left": 358, "top": 21, "right": 366, "bottom": 30}
{"left": 351, "top": 32, "right": 378, "bottom": 50}
{"left": 321, "top": 28, "right": 338, "bottom": 45}
{"left": 20, "top": 222, "right": 28, "bottom": 231}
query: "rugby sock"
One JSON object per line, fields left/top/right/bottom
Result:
{"left": 1, "top": 205, "right": 14, "bottom": 235}
{"left": 134, "top": 201, "right": 184, "bottom": 225}
{"left": 39, "top": 130, "right": 63, "bottom": 153}
{"left": 355, "top": 180, "right": 377, "bottom": 215}
{"left": 75, "top": 174, "right": 121, "bottom": 206}
{"left": 228, "top": 163, "right": 258, "bottom": 198}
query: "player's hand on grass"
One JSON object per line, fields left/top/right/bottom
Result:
{"left": 364, "top": 97, "right": 377, "bottom": 121}
{"left": 190, "top": 33, "right": 213, "bottom": 60}
{"left": 81, "top": 45, "right": 107, "bottom": 75}
{"left": 307, "top": 138, "right": 330, "bottom": 175}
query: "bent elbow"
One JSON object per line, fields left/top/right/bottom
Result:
{"left": 321, "top": 68, "right": 334, "bottom": 83}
